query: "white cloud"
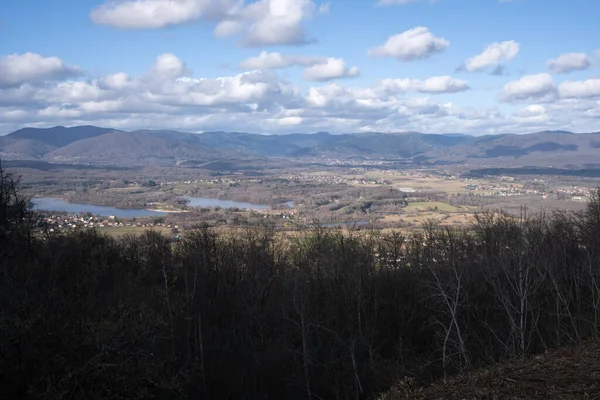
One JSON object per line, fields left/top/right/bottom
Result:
{"left": 101, "top": 73, "right": 133, "bottom": 91}
{"left": 90, "top": 0, "right": 231, "bottom": 29}
{"left": 150, "top": 53, "right": 191, "bottom": 81}
{"left": 302, "top": 58, "right": 359, "bottom": 81}
{"left": 239, "top": 52, "right": 359, "bottom": 82}
{"left": 367, "top": 27, "right": 449, "bottom": 62}
{"left": 463, "top": 41, "right": 520, "bottom": 72}
{"left": 149, "top": 53, "right": 191, "bottom": 81}
{"left": 238, "top": 51, "right": 326, "bottom": 69}
{"left": 3, "top": 53, "right": 600, "bottom": 135}
{"left": 547, "top": 53, "right": 592, "bottom": 74}
{"left": 512, "top": 104, "right": 549, "bottom": 123}
{"left": 558, "top": 78, "right": 600, "bottom": 98}
{"left": 225, "top": 0, "right": 322, "bottom": 46}
{"left": 377, "top": 76, "right": 470, "bottom": 94}
{"left": 500, "top": 73, "right": 556, "bottom": 102}
{"left": 91, "top": 0, "right": 324, "bottom": 47}
{"left": 0, "top": 53, "right": 81, "bottom": 88}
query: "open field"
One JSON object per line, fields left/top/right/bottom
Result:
{"left": 10, "top": 159, "right": 599, "bottom": 235}
{"left": 362, "top": 171, "right": 491, "bottom": 194}
{"left": 380, "top": 211, "right": 474, "bottom": 228}
{"left": 95, "top": 226, "right": 173, "bottom": 237}
{"left": 403, "top": 201, "right": 461, "bottom": 212}
{"left": 106, "top": 187, "right": 144, "bottom": 193}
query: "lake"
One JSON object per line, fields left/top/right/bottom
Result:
{"left": 32, "top": 198, "right": 167, "bottom": 218}
{"left": 32, "top": 196, "right": 292, "bottom": 217}
{"left": 184, "top": 196, "right": 280, "bottom": 210}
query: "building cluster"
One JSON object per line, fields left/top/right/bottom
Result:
{"left": 304, "top": 158, "right": 392, "bottom": 166}
{"left": 42, "top": 214, "right": 179, "bottom": 232}
{"left": 289, "top": 174, "right": 388, "bottom": 186}
{"left": 554, "top": 186, "right": 593, "bottom": 199}
{"left": 156, "top": 178, "right": 253, "bottom": 186}
{"left": 466, "top": 183, "right": 593, "bottom": 200}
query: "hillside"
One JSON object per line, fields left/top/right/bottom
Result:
{"left": 45, "top": 130, "right": 228, "bottom": 164}
{"left": 382, "top": 341, "right": 600, "bottom": 400}
{"left": 0, "top": 125, "right": 118, "bottom": 160}
{"left": 2, "top": 125, "right": 600, "bottom": 167}
{"left": 423, "top": 131, "right": 600, "bottom": 167}
{"left": 6, "top": 125, "right": 117, "bottom": 147}
{"left": 0, "top": 138, "right": 56, "bottom": 160}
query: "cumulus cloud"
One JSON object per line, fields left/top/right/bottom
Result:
{"left": 377, "top": 76, "right": 470, "bottom": 94}
{"left": 558, "top": 78, "right": 600, "bottom": 98}
{"left": 101, "top": 72, "right": 133, "bottom": 91}
{"left": 512, "top": 104, "right": 549, "bottom": 123}
{"left": 149, "top": 53, "right": 191, "bottom": 80}
{"left": 0, "top": 53, "right": 81, "bottom": 88}
{"left": 2, "top": 53, "right": 599, "bottom": 135}
{"left": 463, "top": 41, "right": 520, "bottom": 72}
{"left": 547, "top": 52, "right": 592, "bottom": 74}
{"left": 500, "top": 73, "right": 557, "bottom": 102}
{"left": 238, "top": 51, "right": 326, "bottom": 69}
{"left": 239, "top": 52, "right": 358, "bottom": 82}
{"left": 229, "top": 0, "right": 323, "bottom": 46}
{"left": 367, "top": 27, "right": 449, "bottom": 62}
{"left": 90, "top": 0, "right": 228, "bottom": 29}
{"left": 91, "top": 0, "right": 324, "bottom": 47}
{"left": 302, "top": 58, "right": 359, "bottom": 81}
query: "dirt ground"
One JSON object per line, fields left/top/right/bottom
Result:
{"left": 382, "top": 341, "right": 600, "bottom": 400}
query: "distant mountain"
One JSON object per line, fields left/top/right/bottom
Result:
{"left": 6, "top": 125, "right": 118, "bottom": 147}
{"left": 46, "top": 130, "right": 226, "bottom": 164}
{"left": 533, "top": 130, "right": 575, "bottom": 135}
{"left": 0, "top": 139, "right": 56, "bottom": 160}
{"left": 0, "top": 125, "right": 118, "bottom": 160}
{"left": 2, "top": 125, "right": 600, "bottom": 168}
{"left": 192, "top": 131, "right": 472, "bottom": 159}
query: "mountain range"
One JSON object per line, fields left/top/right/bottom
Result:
{"left": 1, "top": 125, "right": 600, "bottom": 168}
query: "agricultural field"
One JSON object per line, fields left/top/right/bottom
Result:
{"left": 95, "top": 226, "right": 173, "bottom": 237}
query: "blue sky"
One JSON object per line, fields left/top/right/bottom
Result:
{"left": 1, "top": 0, "right": 599, "bottom": 135}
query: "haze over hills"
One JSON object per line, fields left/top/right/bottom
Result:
{"left": 1, "top": 125, "right": 599, "bottom": 168}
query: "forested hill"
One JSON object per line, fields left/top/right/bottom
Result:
{"left": 2, "top": 125, "right": 600, "bottom": 167}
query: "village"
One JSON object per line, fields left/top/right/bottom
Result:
{"left": 41, "top": 213, "right": 180, "bottom": 234}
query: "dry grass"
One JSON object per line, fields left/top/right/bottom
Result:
{"left": 381, "top": 210, "right": 473, "bottom": 228}
{"left": 382, "top": 341, "right": 600, "bottom": 400}
{"left": 299, "top": 170, "right": 490, "bottom": 194}
{"left": 95, "top": 226, "right": 172, "bottom": 237}
{"left": 404, "top": 201, "right": 461, "bottom": 212}
{"left": 362, "top": 172, "right": 490, "bottom": 194}
{"left": 439, "top": 213, "right": 475, "bottom": 226}
{"left": 106, "top": 187, "right": 143, "bottom": 192}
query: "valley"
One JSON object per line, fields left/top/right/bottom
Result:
{"left": 4, "top": 126, "right": 596, "bottom": 236}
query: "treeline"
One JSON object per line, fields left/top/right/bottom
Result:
{"left": 2, "top": 164, "right": 600, "bottom": 399}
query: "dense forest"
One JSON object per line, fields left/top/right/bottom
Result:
{"left": 2, "top": 163, "right": 600, "bottom": 399}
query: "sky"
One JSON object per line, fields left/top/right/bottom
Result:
{"left": 1, "top": 0, "right": 599, "bottom": 135}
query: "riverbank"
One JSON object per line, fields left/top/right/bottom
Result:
{"left": 146, "top": 208, "right": 188, "bottom": 213}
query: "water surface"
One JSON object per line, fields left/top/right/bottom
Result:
{"left": 32, "top": 198, "right": 166, "bottom": 218}
{"left": 184, "top": 196, "right": 272, "bottom": 210}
